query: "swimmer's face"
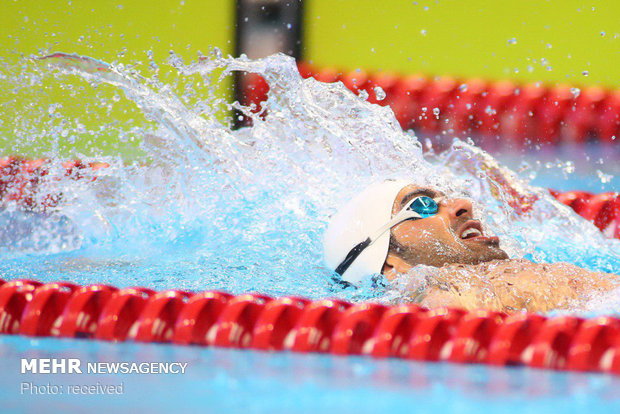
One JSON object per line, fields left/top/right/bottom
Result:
{"left": 383, "top": 184, "right": 509, "bottom": 274}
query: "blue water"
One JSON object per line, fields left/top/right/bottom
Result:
{"left": 496, "top": 143, "right": 620, "bottom": 193}
{"left": 1, "top": 53, "right": 620, "bottom": 412}
{"left": 1, "top": 53, "right": 618, "bottom": 300}
{"left": 1, "top": 335, "right": 618, "bottom": 414}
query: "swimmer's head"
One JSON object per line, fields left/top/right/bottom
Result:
{"left": 323, "top": 180, "right": 508, "bottom": 284}
{"left": 382, "top": 183, "right": 508, "bottom": 278}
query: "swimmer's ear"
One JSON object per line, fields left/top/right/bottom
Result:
{"left": 382, "top": 253, "right": 412, "bottom": 279}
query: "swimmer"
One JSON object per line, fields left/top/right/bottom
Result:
{"left": 324, "top": 180, "right": 618, "bottom": 313}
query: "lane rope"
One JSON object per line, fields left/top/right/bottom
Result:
{"left": 0, "top": 279, "right": 619, "bottom": 374}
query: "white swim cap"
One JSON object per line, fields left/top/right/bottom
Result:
{"left": 323, "top": 179, "right": 409, "bottom": 285}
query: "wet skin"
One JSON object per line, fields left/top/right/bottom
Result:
{"left": 381, "top": 184, "right": 615, "bottom": 312}
{"left": 383, "top": 184, "right": 509, "bottom": 276}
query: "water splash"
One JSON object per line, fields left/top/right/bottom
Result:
{"left": 0, "top": 52, "right": 619, "bottom": 309}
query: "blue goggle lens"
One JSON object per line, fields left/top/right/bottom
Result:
{"left": 408, "top": 196, "right": 438, "bottom": 218}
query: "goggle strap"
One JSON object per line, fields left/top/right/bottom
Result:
{"left": 334, "top": 237, "right": 371, "bottom": 276}
{"left": 335, "top": 211, "right": 420, "bottom": 277}
{"left": 370, "top": 210, "right": 420, "bottom": 241}
{"left": 334, "top": 196, "right": 441, "bottom": 280}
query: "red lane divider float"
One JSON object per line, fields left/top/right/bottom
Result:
{"left": 552, "top": 190, "right": 620, "bottom": 238}
{"left": 241, "top": 62, "right": 620, "bottom": 146}
{"left": 0, "top": 156, "right": 109, "bottom": 211}
{"left": 1, "top": 278, "right": 619, "bottom": 375}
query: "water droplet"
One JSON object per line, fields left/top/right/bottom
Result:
{"left": 484, "top": 106, "right": 496, "bottom": 115}
{"left": 373, "top": 86, "right": 386, "bottom": 101}
{"left": 582, "top": 70, "right": 589, "bottom": 76}
{"left": 570, "top": 87, "right": 581, "bottom": 98}
{"left": 286, "top": 23, "right": 292, "bottom": 29}
{"left": 597, "top": 170, "right": 613, "bottom": 184}
{"left": 211, "top": 47, "right": 223, "bottom": 59}
{"left": 507, "top": 37, "right": 517, "bottom": 45}
{"left": 420, "top": 29, "right": 427, "bottom": 36}
{"left": 601, "top": 31, "right": 606, "bottom": 36}
{"left": 432, "top": 108, "right": 440, "bottom": 118}
{"left": 459, "top": 83, "right": 468, "bottom": 92}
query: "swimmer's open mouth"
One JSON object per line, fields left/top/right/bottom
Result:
{"left": 458, "top": 221, "right": 484, "bottom": 239}
{"left": 457, "top": 221, "right": 500, "bottom": 245}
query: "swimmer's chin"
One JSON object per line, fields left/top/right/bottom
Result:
{"left": 444, "top": 248, "right": 509, "bottom": 268}
{"left": 463, "top": 235, "right": 509, "bottom": 263}
{"left": 478, "top": 247, "right": 510, "bottom": 263}
{"left": 462, "top": 235, "right": 500, "bottom": 246}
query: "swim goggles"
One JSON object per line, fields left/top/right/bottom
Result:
{"left": 334, "top": 195, "right": 444, "bottom": 277}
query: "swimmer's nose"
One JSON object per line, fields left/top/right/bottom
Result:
{"left": 443, "top": 197, "right": 474, "bottom": 220}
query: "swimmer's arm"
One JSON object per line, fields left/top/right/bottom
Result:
{"left": 417, "top": 281, "right": 504, "bottom": 311}
{"left": 416, "top": 261, "right": 616, "bottom": 313}
{"left": 418, "top": 286, "right": 463, "bottom": 309}
{"left": 415, "top": 270, "right": 503, "bottom": 311}
{"left": 486, "top": 261, "right": 615, "bottom": 311}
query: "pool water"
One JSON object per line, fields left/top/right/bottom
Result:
{"left": 0, "top": 53, "right": 617, "bottom": 302}
{"left": 1, "top": 52, "right": 619, "bottom": 412}
{"left": 1, "top": 335, "right": 619, "bottom": 414}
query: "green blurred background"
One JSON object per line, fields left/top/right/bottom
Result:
{"left": 306, "top": 0, "right": 620, "bottom": 85}
{"left": 0, "top": 0, "right": 234, "bottom": 159}
{"left": 1, "top": 0, "right": 619, "bottom": 158}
